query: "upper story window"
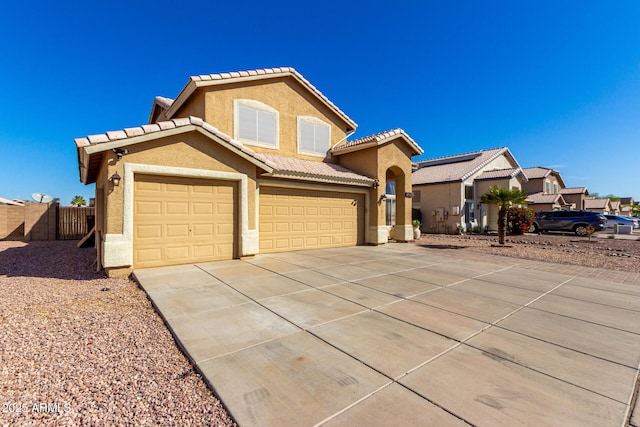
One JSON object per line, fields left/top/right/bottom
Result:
{"left": 545, "top": 180, "right": 551, "bottom": 194}
{"left": 234, "top": 99, "right": 278, "bottom": 148}
{"left": 553, "top": 182, "right": 559, "bottom": 194}
{"left": 298, "top": 116, "right": 330, "bottom": 156}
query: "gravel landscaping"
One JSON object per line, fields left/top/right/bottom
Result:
{"left": 0, "top": 241, "right": 235, "bottom": 426}
{"left": 414, "top": 231, "right": 640, "bottom": 273}
{"left": 1, "top": 234, "right": 638, "bottom": 425}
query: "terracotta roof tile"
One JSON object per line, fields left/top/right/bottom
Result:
{"left": 106, "top": 130, "right": 128, "bottom": 140}
{"left": 585, "top": 197, "right": 610, "bottom": 209}
{"left": 158, "top": 121, "right": 176, "bottom": 130}
{"left": 522, "top": 167, "right": 552, "bottom": 179}
{"left": 124, "top": 127, "right": 145, "bottom": 137}
{"left": 526, "top": 192, "right": 565, "bottom": 204}
{"left": 559, "top": 187, "right": 588, "bottom": 195}
{"left": 332, "top": 128, "right": 422, "bottom": 156}
{"left": 87, "top": 134, "right": 109, "bottom": 144}
{"left": 178, "top": 67, "right": 357, "bottom": 130}
{"left": 76, "top": 116, "right": 276, "bottom": 171}
{"left": 263, "top": 154, "right": 374, "bottom": 185}
{"left": 153, "top": 96, "right": 174, "bottom": 110}
{"left": 476, "top": 167, "right": 521, "bottom": 180}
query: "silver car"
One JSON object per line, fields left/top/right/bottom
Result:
{"left": 603, "top": 214, "right": 638, "bottom": 229}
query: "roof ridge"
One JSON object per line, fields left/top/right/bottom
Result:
{"left": 417, "top": 146, "right": 506, "bottom": 163}
{"left": 166, "top": 67, "right": 357, "bottom": 131}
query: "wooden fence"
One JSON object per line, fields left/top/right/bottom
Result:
{"left": 58, "top": 206, "right": 95, "bottom": 240}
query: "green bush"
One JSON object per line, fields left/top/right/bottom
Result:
{"left": 506, "top": 207, "right": 534, "bottom": 235}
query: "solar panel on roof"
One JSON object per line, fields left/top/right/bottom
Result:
{"left": 417, "top": 152, "right": 481, "bottom": 168}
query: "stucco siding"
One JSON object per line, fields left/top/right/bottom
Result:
{"left": 412, "top": 182, "right": 464, "bottom": 234}
{"left": 198, "top": 78, "right": 348, "bottom": 161}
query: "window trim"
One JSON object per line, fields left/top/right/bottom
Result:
{"left": 233, "top": 99, "right": 279, "bottom": 149}
{"left": 297, "top": 116, "right": 331, "bottom": 157}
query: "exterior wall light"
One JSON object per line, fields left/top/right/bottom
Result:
{"left": 110, "top": 172, "right": 121, "bottom": 187}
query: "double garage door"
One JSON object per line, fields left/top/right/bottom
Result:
{"left": 259, "top": 187, "right": 364, "bottom": 253}
{"left": 133, "top": 176, "right": 364, "bottom": 268}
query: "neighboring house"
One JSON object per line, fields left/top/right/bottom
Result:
{"left": 75, "top": 67, "right": 423, "bottom": 276}
{"left": 584, "top": 197, "right": 612, "bottom": 214}
{"left": 521, "top": 167, "right": 566, "bottom": 195}
{"left": 620, "top": 197, "right": 635, "bottom": 216}
{"left": 559, "top": 187, "right": 589, "bottom": 210}
{"left": 610, "top": 200, "right": 621, "bottom": 215}
{"left": 0, "top": 197, "right": 24, "bottom": 206}
{"left": 412, "top": 147, "right": 527, "bottom": 233}
{"left": 525, "top": 192, "right": 568, "bottom": 212}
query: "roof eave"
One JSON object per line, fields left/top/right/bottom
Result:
{"left": 165, "top": 70, "right": 358, "bottom": 132}
{"left": 266, "top": 171, "right": 374, "bottom": 187}
{"left": 78, "top": 124, "right": 274, "bottom": 185}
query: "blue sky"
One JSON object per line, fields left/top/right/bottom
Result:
{"left": 1, "top": 1, "right": 639, "bottom": 204}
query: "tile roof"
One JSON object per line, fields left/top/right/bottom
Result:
{"left": 75, "top": 117, "right": 278, "bottom": 184}
{"left": 166, "top": 67, "right": 357, "bottom": 131}
{"left": 332, "top": 129, "right": 423, "bottom": 156}
{"left": 559, "top": 187, "right": 588, "bottom": 195}
{"left": 412, "top": 147, "right": 515, "bottom": 185}
{"left": 76, "top": 117, "right": 373, "bottom": 187}
{"left": 522, "top": 166, "right": 566, "bottom": 187}
{"left": 584, "top": 197, "right": 610, "bottom": 209}
{"left": 476, "top": 167, "right": 522, "bottom": 180}
{"left": 526, "top": 192, "right": 566, "bottom": 204}
{"left": 263, "top": 154, "right": 375, "bottom": 186}
{"left": 620, "top": 197, "right": 634, "bottom": 204}
{"left": 154, "top": 96, "right": 174, "bottom": 110}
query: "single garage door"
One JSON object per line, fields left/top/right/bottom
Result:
{"left": 259, "top": 187, "right": 364, "bottom": 253}
{"left": 133, "top": 174, "right": 236, "bottom": 268}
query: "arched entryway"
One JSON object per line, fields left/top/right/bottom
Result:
{"left": 385, "top": 166, "right": 408, "bottom": 240}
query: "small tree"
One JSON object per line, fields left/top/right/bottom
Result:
{"left": 71, "top": 195, "right": 87, "bottom": 207}
{"left": 480, "top": 186, "right": 529, "bottom": 245}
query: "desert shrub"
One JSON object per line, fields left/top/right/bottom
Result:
{"left": 507, "top": 207, "right": 534, "bottom": 235}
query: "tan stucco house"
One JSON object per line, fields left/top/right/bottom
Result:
{"left": 411, "top": 147, "right": 526, "bottom": 233}
{"left": 584, "top": 197, "right": 612, "bottom": 214}
{"left": 620, "top": 197, "right": 635, "bottom": 216}
{"left": 559, "top": 187, "right": 590, "bottom": 210}
{"left": 521, "top": 167, "right": 569, "bottom": 212}
{"left": 75, "top": 67, "right": 423, "bottom": 276}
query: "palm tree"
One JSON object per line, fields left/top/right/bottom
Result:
{"left": 480, "top": 186, "right": 529, "bottom": 245}
{"left": 71, "top": 195, "right": 87, "bottom": 207}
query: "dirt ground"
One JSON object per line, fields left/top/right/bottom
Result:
{"left": 414, "top": 231, "right": 640, "bottom": 273}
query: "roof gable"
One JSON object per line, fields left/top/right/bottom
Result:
{"left": 331, "top": 128, "right": 423, "bottom": 157}
{"left": 75, "top": 116, "right": 276, "bottom": 184}
{"left": 522, "top": 166, "right": 566, "bottom": 188}
{"left": 163, "top": 67, "right": 357, "bottom": 132}
{"left": 526, "top": 192, "right": 567, "bottom": 205}
{"left": 412, "top": 147, "right": 522, "bottom": 185}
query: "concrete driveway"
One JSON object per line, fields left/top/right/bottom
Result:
{"left": 134, "top": 245, "right": 640, "bottom": 426}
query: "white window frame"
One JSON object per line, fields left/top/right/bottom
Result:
{"left": 233, "top": 99, "right": 279, "bottom": 149}
{"left": 545, "top": 180, "right": 551, "bottom": 194}
{"left": 297, "top": 116, "right": 331, "bottom": 157}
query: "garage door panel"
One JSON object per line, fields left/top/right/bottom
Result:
{"left": 259, "top": 187, "right": 363, "bottom": 253}
{"left": 133, "top": 175, "right": 235, "bottom": 268}
{"left": 136, "top": 201, "right": 162, "bottom": 215}
{"left": 166, "top": 224, "right": 190, "bottom": 238}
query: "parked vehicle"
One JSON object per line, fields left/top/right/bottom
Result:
{"left": 532, "top": 210, "right": 606, "bottom": 236}
{"left": 604, "top": 214, "right": 637, "bottom": 229}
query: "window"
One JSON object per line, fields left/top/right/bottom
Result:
{"left": 545, "top": 180, "right": 551, "bottom": 194}
{"left": 385, "top": 181, "right": 396, "bottom": 226}
{"left": 464, "top": 185, "right": 474, "bottom": 200}
{"left": 553, "top": 183, "right": 559, "bottom": 194}
{"left": 234, "top": 100, "right": 278, "bottom": 148}
{"left": 413, "top": 190, "right": 421, "bottom": 203}
{"left": 298, "top": 116, "right": 330, "bottom": 156}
